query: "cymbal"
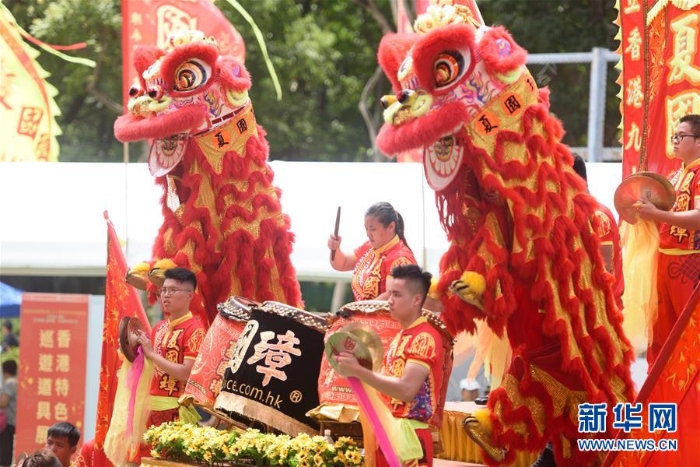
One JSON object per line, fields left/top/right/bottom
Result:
{"left": 119, "top": 316, "right": 147, "bottom": 362}
{"left": 340, "top": 322, "right": 384, "bottom": 371}
{"left": 614, "top": 171, "right": 676, "bottom": 224}
{"left": 325, "top": 331, "right": 376, "bottom": 374}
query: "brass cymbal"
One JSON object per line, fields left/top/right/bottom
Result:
{"left": 340, "top": 322, "right": 384, "bottom": 371}
{"left": 614, "top": 171, "right": 676, "bottom": 224}
{"left": 119, "top": 316, "right": 147, "bottom": 362}
{"left": 325, "top": 331, "right": 377, "bottom": 374}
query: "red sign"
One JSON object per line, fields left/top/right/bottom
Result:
{"left": 15, "top": 293, "right": 89, "bottom": 455}
{"left": 121, "top": 0, "right": 246, "bottom": 109}
{"left": 619, "top": 1, "right": 700, "bottom": 178}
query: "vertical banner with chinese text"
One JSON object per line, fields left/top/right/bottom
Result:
{"left": 15, "top": 293, "right": 89, "bottom": 455}
{"left": 618, "top": 0, "right": 700, "bottom": 178}
{"left": 121, "top": 0, "right": 246, "bottom": 109}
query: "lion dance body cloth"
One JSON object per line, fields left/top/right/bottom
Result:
{"left": 375, "top": 2, "right": 635, "bottom": 465}
{"left": 114, "top": 30, "right": 302, "bottom": 325}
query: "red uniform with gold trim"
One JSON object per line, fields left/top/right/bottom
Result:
{"left": 594, "top": 202, "right": 624, "bottom": 309}
{"left": 650, "top": 160, "right": 700, "bottom": 364}
{"left": 148, "top": 312, "right": 206, "bottom": 425}
{"left": 352, "top": 235, "right": 416, "bottom": 300}
{"left": 377, "top": 317, "right": 446, "bottom": 467}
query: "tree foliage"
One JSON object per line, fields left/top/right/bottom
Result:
{"left": 5, "top": 0, "right": 620, "bottom": 163}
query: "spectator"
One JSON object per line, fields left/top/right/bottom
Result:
{"left": 45, "top": 422, "right": 80, "bottom": 467}
{"left": 1, "top": 322, "right": 18, "bottom": 352}
{"left": 16, "top": 449, "right": 62, "bottom": 467}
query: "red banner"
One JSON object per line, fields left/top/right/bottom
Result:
{"left": 121, "top": 0, "right": 245, "bottom": 109}
{"left": 15, "top": 293, "right": 89, "bottom": 455}
{"left": 91, "top": 214, "right": 151, "bottom": 466}
{"left": 603, "top": 283, "right": 700, "bottom": 466}
{"left": 618, "top": 1, "right": 700, "bottom": 178}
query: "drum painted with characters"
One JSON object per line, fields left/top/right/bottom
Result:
{"left": 181, "top": 296, "right": 256, "bottom": 408}
{"left": 214, "top": 301, "right": 329, "bottom": 436}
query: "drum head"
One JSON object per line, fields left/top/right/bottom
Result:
{"left": 119, "top": 316, "right": 147, "bottom": 362}
{"left": 614, "top": 171, "right": 676, "bottom": 224}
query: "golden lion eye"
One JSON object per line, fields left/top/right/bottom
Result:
{"left": 434, "top": 51, "right": 465, "bottom": 89}
{"left": 173, "top": 60, "right": 210, "bottom": 92}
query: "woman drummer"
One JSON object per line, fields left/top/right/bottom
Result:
{"left": 328, "top": 201, "right": 417, "bottom": 300}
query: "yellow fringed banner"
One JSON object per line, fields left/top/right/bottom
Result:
{"left": 620, "top": 220, "right": 660, "bottom": 356}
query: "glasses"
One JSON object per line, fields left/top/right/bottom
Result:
{"left": 160, "top": 287, "right": 193, "bottom": 296}
{"left": 671, "top": 133, "right": 700, "bottom": 144}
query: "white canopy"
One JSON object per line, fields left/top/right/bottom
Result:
{"left": 0, "top": 161, "right": 621, "bottom": 280}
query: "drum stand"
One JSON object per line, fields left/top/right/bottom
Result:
{"left": 194, "top": 403, "right": 251, "bottom": 432}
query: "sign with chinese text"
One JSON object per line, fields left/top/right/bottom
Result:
{"left": 121, "top": 0, "right": 246, "bottom": 109}
{"left": 618, "top": 0, "right": 700, "bottom": 178}
{"left": 15, "top": 293, "right": 89, "bottom": 455}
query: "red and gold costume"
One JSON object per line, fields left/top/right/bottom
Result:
{"left": 115, "top": 30, "right": 302, "bottom": 326}
{"left": 650, "top": 159, "right": 700, "bottom": 364}
{"left": 374, "top": 2, "right": 635, "bottom": 465}
{"left": 147, "top": 312, "right": 206, "bottom": 427}
{"left": 352, "top": 235, "right": 416, "bottom": 300}
{"left": 377, "top": 317, "right": 447, "bottom": 467}
{"left": 594, "top": 202, "right": 624, "bottom": 309}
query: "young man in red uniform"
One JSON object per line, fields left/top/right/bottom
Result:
{"left": 137, "top": 267, "right": 206, "bottom": 426}
{"left": 638, "top": 114, "right": 700, "bottom": 365}
{"left": 336, "top": 264, "right": 446, "bottom": 467}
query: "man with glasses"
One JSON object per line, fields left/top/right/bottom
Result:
{"left": 136, "top": 267, "right": 206, "bottom": 428}
{"left": 637, "top": 114, "right": 700, "bottom": 366}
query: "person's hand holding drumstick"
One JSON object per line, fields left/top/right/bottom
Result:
{"left": 328, "top": 206, "right": 356, "bottom": 271}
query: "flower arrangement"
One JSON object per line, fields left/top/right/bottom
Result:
{"left": 144, "top": 421, "right": 364, "bottom": 467}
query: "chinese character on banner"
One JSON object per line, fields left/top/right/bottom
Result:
{"left": 618, "top": 1, "right": 700, "bottom": 178}
{"left": 15, "top": 294, "right": 89, "bottom": 455}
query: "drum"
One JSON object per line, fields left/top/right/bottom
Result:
{"left": 181, "top": 296, "right": 256, "bottom": 408}
{"left": 214, "top": 301, "right": 329, "bottom": 436}
{"left": 311, "top": 300, "right": 403, "bottom": 422}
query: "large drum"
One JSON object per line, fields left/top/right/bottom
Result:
{"left": 214, "top": 301, "right": 329, "bottom": 436}
{"left": 310, "top": 300, "right": 403, "bottom": 422}
{"left": 181, "top": 296, "right": 256, "bottom": 408}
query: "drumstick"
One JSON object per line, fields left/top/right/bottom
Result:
{"left": 331, "top": 206, "right": 341, "bottom": 261}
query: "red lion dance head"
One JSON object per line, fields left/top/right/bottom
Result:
{"left": 115, "top": 30, "right": 301, "bottom": 324}
{"left": 376, "top": 2, "right": 634, "bottom": 465}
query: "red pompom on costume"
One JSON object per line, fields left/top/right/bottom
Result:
{"left": 114, "top": 30, "right": 302, "bottom": 325}
{"left": 376, "top": 2, "right": 635, "bottom": 465}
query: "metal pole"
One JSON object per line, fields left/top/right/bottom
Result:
{"left": 587, "top": 47, "right": 607, "bottom": 162}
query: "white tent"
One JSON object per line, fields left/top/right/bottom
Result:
{"left": 0, "top": 161, "right": 621, "bottom": 280}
